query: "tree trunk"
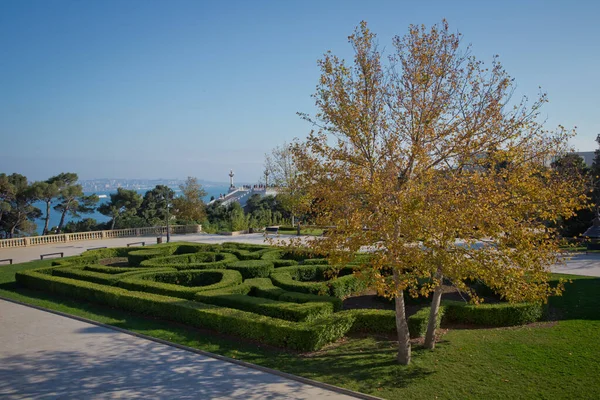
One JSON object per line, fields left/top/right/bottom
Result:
{"left": 425, "top": 268, "right": 444, "bottom": 350}
{"left": 56, "top": 210, "right": 67, "bottom": 234}
{"left": 43, "top": 201, "right": 51, "bottom": 235}
{"left": 110, "top": 216, "right": 116, "bottom": 230}
{"left": 393, "top": 270, "right": 411, "bottom": 365}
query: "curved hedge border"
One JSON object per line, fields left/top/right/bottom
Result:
{"left": 128, "top": 249, "right": 173, "bottom": 266}
{"left": 270, "top": 265, "right": 365, "bottom": 298}
{"left": 226, "top": 260, "right": 275, "bottom": 279}
{"left": 140, "top": 252, "right": 239, "bottom": 270}
{"left": 117, "top": 269, "right": 243, "bottom": 299}
{"left": 261, "top": 250, "right": 283, "bottom": 261}
{"left": 195, "top": 282, "right": 335, "bottom": 322}
{"left": 52, "top": 265, "right": 175, "bottom": 286}
{"left": 302, "top": 258, "right": 329, "bottom": 265}
{"left": 51, "top": 247, "right": 138, "bottom": 268}
{"left": 15, "top": 269, "right": 354, "bottom": 351}
{"left": 221, "top": 249, "right": 263, "bottom": 261}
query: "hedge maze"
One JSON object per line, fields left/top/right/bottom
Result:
{"left": 15, "top": 241, "right": 544, "bottom": 351}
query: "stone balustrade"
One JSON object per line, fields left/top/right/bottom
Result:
{"left": 0, "top": 224, "right": 202, "bottom": 249}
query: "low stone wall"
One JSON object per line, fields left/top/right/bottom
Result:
{"left": 0, "top": 225, "right": 202, "bottom": 249}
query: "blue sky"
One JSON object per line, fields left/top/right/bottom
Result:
{"left": 1, "top": 0, "right": 598, "bottom": 183}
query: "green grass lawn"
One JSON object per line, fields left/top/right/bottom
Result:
{"left": 1, "top": 262, "right": 599, "bottom": 399}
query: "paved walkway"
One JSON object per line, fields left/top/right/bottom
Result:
{"left": 0, "top": 233, "right": 299, "bottom": 265}
{"left": 0, "top": 300, "right": 361, "bottom": 399}
{"left": 1, "top": 233, "right": 599, "bottom": 277}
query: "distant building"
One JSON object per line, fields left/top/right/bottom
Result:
{"left": 575, "top": 152, "right": 595, "bottom": 166}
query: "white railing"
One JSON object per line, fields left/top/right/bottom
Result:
{"left": 0, "top": 224, "right": 202, "bottom": 249}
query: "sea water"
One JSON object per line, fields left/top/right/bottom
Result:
{"left": 32, "top": 185, "right": 231, "bottom": 234}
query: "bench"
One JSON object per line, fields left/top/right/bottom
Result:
{"left": 265, "top": 226, "right": 279, "bottom": 237}
{"left": 40, "top": 252, "right": 64, "bottom": 260}
{"left": 0, "top": 259, "right": 13, "bottom": 265}
{"left": 127, "top": 241, "right": 145, "bottom": 247}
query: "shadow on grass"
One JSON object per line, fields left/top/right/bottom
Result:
{"left": 549, "top": 277, "right": 600, "bottom": 321}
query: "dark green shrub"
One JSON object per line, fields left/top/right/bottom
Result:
{"left": 117, "top": 269, "right": 242, "bottom": 299}
{"left": 302, "top": 258, "right": 329, "bottom": 265}
{"left": 272, "top": 259, "right": 298, "bottom": 268}
{"left": 140, "top": 252, "right": 238, "bottom": 269}
{"left": 407, "top": 306, "right": 445, "bottom": 338}
{"left": 221, "top": 242, "right": 270, "bottom": 252}
{"left": 195, "top": 289, "right": 335, "bottom": 322}
{"left": 245, "top": 277, "right": 343, "bottom": 311}
{"left": 226, "top": 260, "right": 275, "bottom": 279}
{"left": 442, "top": 300, "right": 543, "bottom": 326}
{"left": 84, "top": 264, "right": 147, "bottom": 274}
{"left": 128, "top": 249, "right": 172, "bottom": 266}
{"left": 280, "top": 249, "right": 321, "bottom": 261}
{"left": 173, "top": 243, "right": 222, "bottom": 254}
{"left": 261, "top": 250, "right": 283, "bottom": 261}
{"left": 222, "top": 249, "right": 263, "bottom": 260}
{"left": 343, "top": 309, "right": 397, "bottom": 334}
{"left": 52, "top": 266, "right": 174, "bottom": 286}
{"left": 15, "top": 268, "right": 353, "bottom": 351}
{"left": 270, "top": 265, "right": 362, "bottom": 298}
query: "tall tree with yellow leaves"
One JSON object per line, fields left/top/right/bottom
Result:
{"left": 292, "top": 21, "right": 586, "bottom": 364}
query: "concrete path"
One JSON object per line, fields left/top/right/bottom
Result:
{"left": 550, "top": 253, "right": 600, "bottom": 277}
{"left": 0, "top": 300, "right": 361, "bottom": 399}
{"left": 1, "top": 233, "right": 599, "bottom": 277}
{"left": 0, "top": 233, "right": 299, "bottom": 265}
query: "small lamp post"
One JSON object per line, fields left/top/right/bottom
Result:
{"left": 166, "top": 200, "right": 171, "bottom": 243}
{"left": 264, "top": 169, "right": 270, "bottom": 189}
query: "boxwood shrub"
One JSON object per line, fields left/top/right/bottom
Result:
{"left": 52, "top": 265, "right": 175, "bottom": 286}
{"left": 226, "top": 260, "right": 275, "bottom": 279}
{"left": 117, "top": 269, "right": 243, "bottom": 299}
{"left": 260, "top": 250, "right": 283, "bottom": 261}
{"left": 245, "top": 277, "right": 343, "bottom": 311}
{"left": 302, "top": 258, "right": 329, "bottom": 265}
{"left": 341, "top": 307, "right": 444, "bottom": 339}
{"left": 270, "top": 265, "right": 365, "bottom": 298}
{"left": 442, "top": 300, "right": 543, "bottom": 326}
{"left": 221, "top": 249, "right": 263, "bottom": 260}
{"left": 272, "top": 259, "right": 298, "bottom": 268}
{"left": 140, "top": 252, "right": 238, "bottom": 270}
{"left": 128, "top": 249, "right": 173, "bottom": 266}
{"left": 195, "top": 287, "right": 335, "bottom": 322}
{"left": 15, "top": 269, "right": 354, "bottom": 351}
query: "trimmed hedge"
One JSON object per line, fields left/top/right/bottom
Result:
{"left": 222, "top": 249, "right": 263, "bottom": 260}
{"left": 270, "top": 265, "right": 365, "bottom": 298}
{"left": 195, "top": 288, "right": 335, "bottom": 322}
{"left": 226, "top": 260, "right": 275, "bottom": 279}
{"left": 52, "top": 265, "right": 175, "bottom": 286}
{"left": 221, "top": 242, "right": 271, "bottom": 252}
{"left": 140, "top": 252, "right": 238, "bottom": 270}
{"left": 271, "top": 259, "right": 298, "bottom": 268}
{"left": 302, "top": 258, "right": 329, "bottom": 265}
{"left": 83, "top": 264, "right": 147, "bottom": 274}
{"left": 340, "top": 307, "right": 444, "bottom": 339}
{"left": 173, "top": 243, "right": 223, "bottom": 255}
{"left": 128, "top": 249, "right": 173, "bottom": 266}
{"left": 15, "top": 269, "right": 354, "bottom": 351}
{"left": 246, "top": 277, "right": 343, "bottom": 311}
{"left": 442, "top": 300, "right": 543, "bottom": 327}
{"left": 117, "top": 269, "right": 243, "bottom": 299}
{"left": 342, "top": 307, "right": 444, "bottom": 339}
{"left": 50, "top": 247, "right": 137, "bottom": 268}
{"left": 261, "top": 250, "right": 283, "bottom": 261}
